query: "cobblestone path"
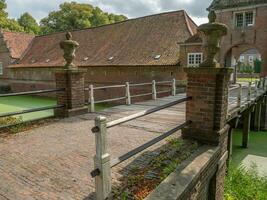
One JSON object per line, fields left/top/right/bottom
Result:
{"left": 0, "top": 95, "right": 186, "bottom": 200}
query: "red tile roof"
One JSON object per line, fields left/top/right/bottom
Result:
{"left": 9, "top": 10, "right": 197, "bottom": 68}
{"left": 184, "top": 34, "right": 202, "bottom": 44}
{"left": 1, "top": 30, "right": 34, "bottom": 59}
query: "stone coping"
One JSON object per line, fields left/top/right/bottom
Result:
{"left": 145, "top": 145, "right": 220, "bottom": 200}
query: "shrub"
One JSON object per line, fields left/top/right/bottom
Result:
{"left": 224, "top": 164, "right": 267, "bottom": 200}
{"left": 0, "top": 116, "right": 24, "bottom": 133}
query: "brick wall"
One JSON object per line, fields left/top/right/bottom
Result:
{"left": 3, "top": 65, "right": 186, "bottom": 102}
{"left": 216, "top": 5, "right": 267, "bottom": 75}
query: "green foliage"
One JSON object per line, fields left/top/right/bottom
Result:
{"left": 0, "top": 0, "right": 7, "bottom": 18}
{"left": 18, "top": 12, "right": 40, "bottom": 34}
{"left": 0, "top": 0, "right": 25, "bottom": 32}
{"left": 254, "top": 59, "right": 262, "bottom": 73}
{"left": 0, "top": 116, "right": 24, "bottom": 133}
{"left": 40, "top": 2, "right": 127, "bottom": 34}
{"left": 0, "top": 17, "right": 24, "bottom": 32}
{"left": 224, "top": 164, "right": 267, "bottom": 200}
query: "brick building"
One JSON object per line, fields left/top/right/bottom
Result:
{"left": 0, "top": 10, "right": 197, "bottom": 93}
{"left": 180, "top": 0, "right": 267, "bottom": 77}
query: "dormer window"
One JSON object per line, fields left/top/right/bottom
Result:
{"left": 235, "top": 11, "right": 254, "bottom": 28}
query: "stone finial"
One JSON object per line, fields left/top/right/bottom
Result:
{"left": 197, "top": 10, "right": 228, "bottom": 68}
{"left": 60, "top": 32, "right": 79, "bottom": 69}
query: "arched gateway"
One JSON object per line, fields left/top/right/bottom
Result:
{"left": 209, "top": 0, "right": 267, "bottom": 76}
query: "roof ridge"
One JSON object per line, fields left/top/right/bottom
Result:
{"left": 1, "top": 29, "right": 35, "bottom": 36}
{"left": 36, "top": 10, "right": 186, "bottom": 38}
{"left": 183, "top": 11, "right": 198, "bottom": 36}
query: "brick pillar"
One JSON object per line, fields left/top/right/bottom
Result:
{"left": 55, "top": 69, "right": 88, "bottom": 117}
{"left": 182, "top": 67, "right": 232, "bottom": 200}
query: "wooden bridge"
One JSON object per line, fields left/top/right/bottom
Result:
{"left": 0, "top": 78, "right": 266, "bottom": 199}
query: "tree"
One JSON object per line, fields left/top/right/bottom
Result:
{"left": 0, "top": 0, "right": 7, "bottom": 18}
{"left": 40, "top": 2, "right": 127, "bottom": 34}
{"left": 0, "top": 0, "right": 25, "bottom": 32}
{"left": 18, "top": 12, "right": 40, "bottom": 34}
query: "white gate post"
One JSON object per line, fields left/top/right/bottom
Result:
{"left": 255, "top": 81, "right": 258, "bottom": 97}
{"left": 93, "top": 116, "right": 111, "bottom": 200}
{"left": 237, "top": 83, "right": 242, "bottom": 107}
{"left": 126, "top": 82, "right": 131, "bottom": 105}
{"left": 172, "top": 79, "right": 176, "bottom": 96}
{"left": 90, "top": 84, "right": 95, "bottom": 113}
{"left": 247, "top": 82, "right": 251, "bottom": 102}
{"left": 152, "top": 80, "right": 157, "bottom": 100}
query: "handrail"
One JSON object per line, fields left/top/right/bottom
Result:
{"left": 0, "top": 88, "right": 65, "bottom": 97}
{"left": 110, "top": 121, "right": 191, "bottom": 168}
{"left": 91, "top": 120, "right": 191, "bottom": 177}
{"left": 130, "top": 82, "right": 153, "bottom": 87}
{"left": 106, "top": 97, "right": 191, "bottom": 128}
{"left": 0, "top": 105, "right": 64, "bottom": 118}
{"left": 94, "top": 85, "right": 125, "bottom": 90}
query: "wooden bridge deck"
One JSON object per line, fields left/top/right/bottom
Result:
{"left": 0, "top": 84, "right": 265, "bottom": 200}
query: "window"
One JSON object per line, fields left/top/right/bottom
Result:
{"left": 239, "top": 55, "right": 245, "bottom": 62}
{"left": 187, "top": 53, "right": 203, "bottom": 67}
{"left": 248, "top": 56, "right": 254, "bottom": 63}
{"left": 245, "top": 12, "right": 254, "bottom": 26}
{"left": 235, "top": 11, "right": 254, "bottom": 28}
{"left": 0, "top": 62, "right": 3, "bottom": 75}
{"left": 236, "top": 13, "right": 244, "bottom": 27}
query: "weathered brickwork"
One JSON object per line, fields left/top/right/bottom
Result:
{"left": 55, "top": 69, "right": 88, "bottom": 117}
{"left": 216, "top": 5, "right": 267, "bottom": 75}
{"left": 182, "top": 68, "right": 232, "bottom": 144}
{"left": 180, "top": 66, "right": 232, "bottom": 200}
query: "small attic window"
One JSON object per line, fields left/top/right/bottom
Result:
{"left": 154, "top": 55, "right": 161, "bottom": 60}
{"left": 108, "top": 56, "right": 114, "bottom": 61}
{"left": 83, "top": 57, "right": 89, "bottom": 61}
{"left": 46, "top": 59, "right": 50, "bottom": 63}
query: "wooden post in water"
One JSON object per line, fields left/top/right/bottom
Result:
{"left": 242, "top": 110, "right": 251, "bottom": 148}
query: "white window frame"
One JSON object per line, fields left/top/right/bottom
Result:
{"left": 248, "top": 55, "right": 254, "bottom": 63}
{"left": 234, "top": 10, "right": 255, "bottom": 28}
{"left": 239, "top": 55, "right": 245, "bottom": 63}
{"left": 187, "top": 53, "right": 203, "bottom": 67}
{"left": 0, "top": 62, "right": 3, "bottom": 75}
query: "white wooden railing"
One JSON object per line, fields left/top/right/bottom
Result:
{"left": 228, "top": 77, "right": 267, "bottom": 110}
{"left": 87, "top": 79, "right": 186, "bottom": 112}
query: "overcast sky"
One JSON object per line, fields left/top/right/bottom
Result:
{"left": 6, "top": 0, "right": 213, "bottom": 25}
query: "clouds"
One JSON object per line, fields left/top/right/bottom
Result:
{"left": 6, "top": 0, "right": 213, "bottom": 25}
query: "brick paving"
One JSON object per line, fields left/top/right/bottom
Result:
{"left": 0, "top": 95, "right": 186, "bottom": 200}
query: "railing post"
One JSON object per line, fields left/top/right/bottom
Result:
{"left": 93, "top": 116, "right": 111, "bottom": 200}
{"left": 247, "top": 82, "right": 251, "bottom": 102}
{"left": 152, "top": 80, "right": 157, "bottom": 100}
{"left": 90, "top": 84, "right": 95, "bottom": 113}
{"left": 255, "top": 81, "right": 258, "bottom": 97}
{"left": 126, "top": 82, "right": 131, "bottom": 105}
{"left": 172, "top": 79, "right": 176, "bottom": 96}
{"left": 237, "top": 83, "right": 242, "bottom": 107}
